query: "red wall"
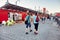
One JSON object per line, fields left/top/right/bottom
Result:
{"left": 19, "top": 12, "right": 27, "bottom": 21}
{"left": 0, "top": 9, "right": 8, "bottom": 22}
{"left": 56, "top": 13, "right": 60, "bottom": 17}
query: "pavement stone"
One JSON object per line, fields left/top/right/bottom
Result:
{"left": 0, "top": 20, "right": 60, "bottom": 40}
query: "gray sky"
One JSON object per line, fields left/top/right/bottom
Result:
{"left": 0, "top": 0, "right": 60, "bottom": 14}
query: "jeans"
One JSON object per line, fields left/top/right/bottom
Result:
{"left": 26, "top": 23, "right": 31, "bottom": 28}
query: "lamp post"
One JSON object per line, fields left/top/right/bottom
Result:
{"left": 6, "top": 0, "right": 9, "bottom": 4}
{"left": 35, "top": 6, "right": 36, "bottom": 11}
{"left": 15, "top": 0, "right": 20, "bottom": 5}
{"left": 38, "top": 6, "right": 40, "bottom": 12}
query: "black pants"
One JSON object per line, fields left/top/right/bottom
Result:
{"left": 34, "top": 23, "right": 39, "bottom": 31}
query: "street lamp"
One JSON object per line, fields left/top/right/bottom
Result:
{"left": 6, "top": 0, "right": 9, "bottom": 4}
{"left": 34, "top": 6, "right": 36, "bottom": 11}
{"left": 15, "top": 0, "right": 20, "bottom": 5}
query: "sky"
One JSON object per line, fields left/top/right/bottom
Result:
{"left": 0, "top": 0, "right": 60, "bottom": 14}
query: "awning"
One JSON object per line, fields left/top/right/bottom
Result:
{"left": 0, "top": 3, "right": 39, "bottom": 13}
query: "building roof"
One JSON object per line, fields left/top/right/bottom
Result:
{"left": 1, "top": 3, "right": 39, "bottom": 13}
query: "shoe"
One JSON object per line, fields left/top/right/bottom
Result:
{"left": 34, "top": 32, "right": 38, "bottom": 35}
{"left": 30, "top": 30, "right": 32, "bottom": 32}
{"left": 26, "top": 32, "right": 28, "bottom": 34}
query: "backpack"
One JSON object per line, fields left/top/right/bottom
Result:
{"left": 36, "top": 16, "right": 39, "bottom": 22}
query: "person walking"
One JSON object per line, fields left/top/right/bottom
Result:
{"left": 41, "top": 14, "right": 46, "bottom": 24}
{"left": 33, "top": 13, "right": 40, "bottom": 34}
{"left": 25, "top": 11, "right": 32, "bottom": 34}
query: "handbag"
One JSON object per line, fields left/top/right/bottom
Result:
{"left": 25, "top": 20, "right": 28, "bottom": 24}
{"left": 25, "top": 16, "right": 30, "bottom": 24}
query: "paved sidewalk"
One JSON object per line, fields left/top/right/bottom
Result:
{"left": 0, "top": 20, "right": 60, "bottom": 40}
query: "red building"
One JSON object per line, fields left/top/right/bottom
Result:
{"left": 55, "top": 12, "right": 60, "bottom": 17}
{"left": 0, "top": 3, "right": 39, "bottom": 22}
{"left": 0, "top": 9, "right": 8, "bottom": 22}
